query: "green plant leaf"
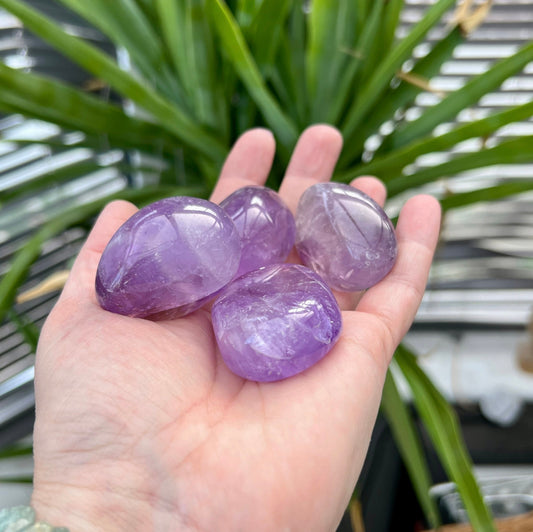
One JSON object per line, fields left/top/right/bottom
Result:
{"left": 341, "top": 26, "right": 464, "bottom": 163}
{"left": 386, "top": 135, "right": 533, "bottom": 197}
{"left": 0, "top": 476, "right": 33, "bottom": 483}
{"left": 272, "top": 5, "right": 308, "bottom": 127}
{"left": 381, "top": 0, "right": 404, "bottom": 56}
{"left": 207, "top": 0, "right": 299, "bottom": 153}
{"left": 394, "top": 344, "right": 496, "bottom": 531}
{"left": 340, "top": 0, "right": 457, "bottom": 155}
{"left": 236, "top": 0, "right": 261, "bottom": 31}
{"left": 0, "top": 442, "right": 33, "bottom": 460}
{"left": 305, "top": 0, "right": 342, "bottom": 121}
{"left": 187, "top": 0, "right": 227, "bottom": 131}
{"left": 340, "top": 100, "right": 533, "bottom": 182}
{"left": 0, "top": 62, "right": 179, "bottom": 152}
{"left": 440, "top": 180, "right": 533, "bottom": 212}
{"left": 0, "top": 0, "right": 227, "bottom": 164}
{"left": 386, "top": 40, "right": 533, "bottom": 150}
{"left": 381, "top": 370, "right": 441, "bottom": 529}
{"left": 7, "top": 309, "right": 39, "bottom": 352}
{"left": 155, "top": 0, "right": 188, "bottom": 85}
{"left": 0, "top": 186, "right": 206, "bottom": 325}
{"left": 249, "top": 0, "right": 292, "bottom": 77}
{"left": 0, "top": 158, "right": 145, "bottom": 204}
{"left": 327, "top": 0, "right": 385, "bottom": 124}
{"left": 156, "top": 0, "right": 226, "bottom": 134}
{"left": 56, "top": 0, "right": 183, "bottom": 104}
{"left": 355, "top": 0, "right": 369, "bottom": 33}
{"left": 133, "top": 0, "right": 157, "bottom": 20}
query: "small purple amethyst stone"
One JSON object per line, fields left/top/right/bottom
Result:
{"left": 95, "top": 196, "right": 241, "bottom": 319}
{"left": 295, "top": 183, "right": 398, "bottom": 292}
{"left": 220, "top": 186, "right": 296, "bottom": 277}
{"left": 212, "top": 264, "right": 342, "bottom": 382}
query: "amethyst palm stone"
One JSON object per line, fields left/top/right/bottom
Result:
{"left": 295, "top": 183, "right": 397, "bottom": 291}
{"left": 212, "top": 263, "right": 342, "bottom": 382}
{"left": 96, "top": 197, "right": 241, "bottom": 319}
{"left": 220, "top": 186, "right": 296, "bottom": 277}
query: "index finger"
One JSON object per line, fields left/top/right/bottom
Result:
{"left": 210, "top": 128, "right": 276, "bottom": 204}
{"left": 278, "top": 124, "right": 343, "bottom": 213}
{"left": 61, "top": 200, "right": 138, "bottom": 305}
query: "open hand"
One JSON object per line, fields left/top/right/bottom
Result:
{"left": 31, "top": 125, "right": 441, "bottom": 532}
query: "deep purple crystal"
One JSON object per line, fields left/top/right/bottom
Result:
{"left": 212, "top": 264, "right": 342, "bottom": 382}
{"left": 95, "top": 196, "right": 241, "bottom": 319}
{"left": 220, "top": 186, "right": 296, "bottom": 277}
{"left": 295, "top": 182, "right": 397, "bottom": 291}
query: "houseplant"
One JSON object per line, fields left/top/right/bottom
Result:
{"left": 0, "top": 0, "right": 532, "bottom": 529}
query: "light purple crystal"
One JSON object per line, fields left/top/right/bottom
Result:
{"left": 295, "top": 182, "right": 397, "bottom": 291}
{"left": 212, "top": 264, "right": 342, "bottom": 382}
{"left": 220, "top": 186, "right": 296, "bottom": 277}
{"left": 96, "top": 196, "right": 241, "bottom": 319}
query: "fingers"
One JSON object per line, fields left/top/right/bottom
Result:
{"left": 278, "top": 125, "right": 343, "bottom": 212}
{"left": 354, "top": 194, "right": 442, "bottom": 366}
{"left": 61, "top": 200, "right": 139, "bottom": 303}
{"left": 210, "top": 128, "right": 276, "bottom": 204}
{"left": 350, "top": 176, "right": 387, "bottom": 207}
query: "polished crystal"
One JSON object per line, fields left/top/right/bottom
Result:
{"left": 295, "top": 183, "right": 397, "bottom": 291}
{"left": 96, "top": 196, "right": 241, "bottom": 319}
{"left": 212, "top": 264, "right": 342, "bottom": 382}
{"left": 220, "top": 186, "right": 296, "bottom": 277}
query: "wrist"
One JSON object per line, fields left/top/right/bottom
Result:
{"left": 32, "top": 462, "right": 156, "bottom": 532}
{"left": 31, "top": 462, "right": 198, "bottom": 532}
{"left": 32, "top": 483, "right": 137, "bottom": 532}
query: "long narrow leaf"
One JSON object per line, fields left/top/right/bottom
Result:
{"left": 0, "top": 186, "right": 205, "bottom": 325}
{"left": 355, "top": 0, "right": 369, "bottom": 33}
{"left": 0, "top": 443, "right": 33, "bottom": 460}
{"left": 386, "top": 41, "right": 533, "bottom": 150}
{"left": 381, "top": 0, "right": 404, "bottom": 56}
{"left": 207, "top": 0, "right": 298, "bottom": 152}
{"left": 56, "top": 0, "right": 183, "bottom": 103}
{"left": 440, "top": 180, "right": 533, "bottom": 212}
{"left": 133, "top": 0, "right": 157, "bottom": 22}
{"left": 0, "top": 159, "right": 113, "bottom": 203}
{"left": 0, "top": 63, "right": 178, "bottom": 151}
{"left": 0, "top": 158, "right": 174, "bottom": 204}
{"left": 387, "top": 135, "right": 533, "bottom": 197}
{"left": 340, "top": 0, "right": 457, "bottom": 149}
{"left": 249, "top": 0, "right": 292, "bottom": 77}
{"left": 394, "top": 344, "right": 496, "bottom": 531}
{"left": 381, "top": 370, "right": 441, "bottom": 529}
{"left": 187, "top": 0, "right": 226, "bottom": 131}
{"left": 327, "top": 0, "right": 385, "bottom": 124}
{"left": 306, "top": 0, "right": 341, "bottom": 121}
{"left": 236, "top": 0, "right": 261, "bottom": 32}
{"left": 155, "top": 0, "right": 188, "bottom": 89}
{"left": 340, "top": 100, "right": 533, "bottom": 181}
{"left": 0, "top": 0, "right": 227, "bottom": 164}
{"left": 341, "top": 26, "right": 464, "bottom": 163}
{"left": 7, "top": 309, "right": 39, "bottom": 352}
{"left": 281, "top": 5, "right": 308, "bottom": 126}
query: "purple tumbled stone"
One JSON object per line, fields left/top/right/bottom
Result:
{"left": 212, "top": 264, "right": 342, "bottom": 382}
{"left": 95, "top": 196, "right": 241, "bottom": 319}
{"left": 295, "top": 182, "right": 397, "bottom": 291}
{"left": 220, "top": 186, "right": 296, "bottom": 277}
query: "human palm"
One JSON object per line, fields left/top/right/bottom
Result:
{"left": 31, "top": 125, "right": 441, "bottom": 531}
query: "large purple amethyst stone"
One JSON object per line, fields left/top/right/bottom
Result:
{"left": 295, "top": 183, "right": 397, "bottom": 291}
{"left": 212, "top": 264, "right": 342, "bottom": 382}
{"left": 220, "top": 186, "right": 296, "bottom": 277}
{"left": 96, "top": 196, "right": 241, "bottom": 319}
